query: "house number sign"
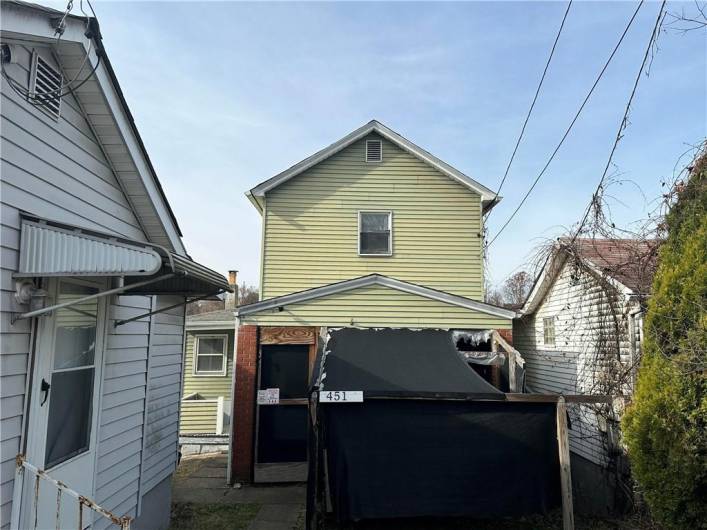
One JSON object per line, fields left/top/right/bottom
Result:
{"left": 319, "top": 391, "right": 364, "bottom": 403}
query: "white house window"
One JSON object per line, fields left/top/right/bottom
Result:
{"left": 365, "top": 139, "right": 382, "bottom": 162}
{"left": 194, "top": 335, "right": 227, "bottom": 376}
{"left": 359, "top": 211, "right": 392, "bottom": 256}
{"left": 543, "top": 317, "right": 555, "bottom": 346}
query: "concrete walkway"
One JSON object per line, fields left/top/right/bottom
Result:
{"left": 172, "top": 453, "right": 305, "bottom": 530}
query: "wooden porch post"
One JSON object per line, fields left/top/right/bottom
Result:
{"left": 556, "top": 396, "right": 574, "bottom": 530}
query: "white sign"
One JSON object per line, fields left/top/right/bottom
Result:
{"left": 319, "top": 391, "right": 364, "bottom": 403}
{"left": 257, "top": 388, "right": 280, "bottom": 405}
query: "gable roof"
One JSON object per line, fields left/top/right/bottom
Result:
{"left": 1, "top": 0, "right": 185, "bottom": 253}
{"left": 246, "top": 120, "right": 500, "bottom": 213}
{"left": 236, "top": 274, "right": 516, "bottom": 320}
{"left": 187, "top": 308, "right": 237, "bottom": 329}
{"left": 521, "top": 238, "right": 660, "bottom": 315}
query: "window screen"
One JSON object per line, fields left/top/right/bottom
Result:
{"left": 259, "top": 344, "right": 310, "bottom": 399}
{"left": 195, "top": 336, "right": 227, "bottom": 375}
{"left": 543, "top": 317, "right": 555, "bottom": 346}
{"left": 256, "top": 406, "right": 308, "bottom": 463}
{"left": 359, "top": 212, "right": 391, "bottom": 255}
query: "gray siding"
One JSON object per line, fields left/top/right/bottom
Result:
{"left": 0, "top": 43, "right": 184, "bottom": 528}
{"left": 140, "top": 297, "right": 185, "bottom": 496}
{"left": 514, "top": 260, "right": 634, "bottom": 466}
{"left": 93, "top": 295, "right": 151, "bottom": 529}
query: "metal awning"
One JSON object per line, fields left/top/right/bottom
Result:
{"left": 15, "top": 216, "right": 231, "bottom": 296}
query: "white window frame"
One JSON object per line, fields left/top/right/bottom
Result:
{"left": 358, "top": 210, "right": 393, "bottom": 257}
{"left": 543, "top": 316, "right": 556, "bottom": 347}
{"left": 365, "top": 139, "right": 383, "bottom": 163}
{"left": 193, "top": 334, "right": 228, "bottom": 376}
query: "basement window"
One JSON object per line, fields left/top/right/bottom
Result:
{"left": 359, "top": 211, "right": 392, "bottom": 256}
{"left": 30, "top": 52, "right": 62, "bottom": 120}
{"left": 194, "top": 335, "right": 227, "bottom": 376}
{"left": 543, "top": 317, "right": 555, "bottom": 347}
{"left": 365, "top": 139, "right": 382, "bottom": 162}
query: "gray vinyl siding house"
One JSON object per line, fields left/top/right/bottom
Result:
{"left": 513, "top": 238, "right": 656, "bottom": 514}
{"left": 0, "top": 3, "right": 229, "bottom": 529}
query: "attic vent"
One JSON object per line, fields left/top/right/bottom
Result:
{"left": 365, "top": 140, "right": 382, "bottom": 162}
{"left": 30, "top": 53, "right": 62, "bottom": 120}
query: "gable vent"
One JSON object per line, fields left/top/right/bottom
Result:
{"left": 30, "top": 53, "right": 62, "bottom": 120}
{"left": 366, "top": 139, "right": 382, "bottom": 162}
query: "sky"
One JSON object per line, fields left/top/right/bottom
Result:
{"left": 44, "top": 1, "right": 706, "bottom": 289}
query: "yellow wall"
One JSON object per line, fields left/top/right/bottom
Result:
{"left": 179, "top": 400, "right": 218, "bottom": 434}
{"left": 261, "top": 133, "right": 485, "bottom": 301}
{"left": 240, "top": 284, "right": 511, "bottom": 329}
{"left": 182, "top": 329, "right": 234, "bottom": 399}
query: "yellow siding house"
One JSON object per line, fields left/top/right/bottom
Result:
{"left": 229, "top": 120, "right": 517, "bottom": 483}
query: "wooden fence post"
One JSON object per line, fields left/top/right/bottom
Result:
{"left": 556, "top": 396, "right": 574, "bottom": 530}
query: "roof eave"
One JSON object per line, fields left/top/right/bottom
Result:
{"left": 249, "top": 120, "right": 496, "bottom": 202}
{"left": 236, "top": 274, "right": 516, "bottom": 320}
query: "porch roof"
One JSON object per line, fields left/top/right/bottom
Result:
{"left": 15, "top": 215, "right": 231, "bottom": 296}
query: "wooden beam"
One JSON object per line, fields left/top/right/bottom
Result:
{"left": 260, "top": 326, "right": 316, "bottom": 345}
{"left": 505, "top": 393, "right": 612, "bottom": 404}
{"left": 556, "top": 396, "right": 574, "bottom": 530}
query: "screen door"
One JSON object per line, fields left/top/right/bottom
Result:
{"left": 254, "top": 344, "right": 311, "bottom": 482}
{"left": 21, "top": 279, "right": 105, "bottom": 529}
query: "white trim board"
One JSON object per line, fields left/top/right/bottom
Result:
{"left": 235, "top": 274, "right": 516, "bottom": 320}
{"left": 247, "top": 120, "right": 500, "bottom": 211}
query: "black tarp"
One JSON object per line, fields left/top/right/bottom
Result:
{"left": 320, "top": 328, "right": 503, "bottom": 398}
{"left": 310, "top": 328, "right": 560, "bottom": 524}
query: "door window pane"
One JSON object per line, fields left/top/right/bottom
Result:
{"left": 260, "top": 344, "right": 309, "bottom": 399}
{"left": 257, "top": 406, "right": 308, "bottom": 463}
{"left": 45, "top": 282, "right": 99, "bottom": 468}
{"left": 54, "top": 283, "right": 98, "bottom": 370}
{"left": 45, "top": 368, "right": 94, "bottom": 468}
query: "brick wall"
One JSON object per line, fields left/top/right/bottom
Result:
{"left": 497, "top": 328, "right": 513, "bottom": 345}
{"left": 231, "top": 325, "right": 258, "bottom": 482}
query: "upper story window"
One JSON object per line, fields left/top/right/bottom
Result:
{"left": 365, "top": 140, "right": 382, "bottom": 162}
{"left": 543, "top": 317, "right": 555, "bottom": 346}
{"left": 359, "top": 211, "right": 392, "bottom": 256}
{"left": 194, "top": 335, "right": 228, "bottom": 376}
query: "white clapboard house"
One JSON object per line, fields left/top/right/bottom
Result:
{"left": 0, "top": 2, "right": 230, "bottom": 529}
{"left": 514, "top": 238, "right": 658, "bottom": 514}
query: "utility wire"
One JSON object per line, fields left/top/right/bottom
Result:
{"left": 492, "top": 0, "right": 573, "bottom": 202}
{"left": 486, "top": 0, "right": 645, "bottom": 248}
{"left": 570, "top": 0, "right": 667, "bottom": 244}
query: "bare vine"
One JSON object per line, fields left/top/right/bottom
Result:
{"left": 523, "top": 140, "right": 706, "bottom": 505}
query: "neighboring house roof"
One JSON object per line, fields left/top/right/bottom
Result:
{"left": 236, "top": 274, "right": 517, "bottom": 320}
{"left": 2, "top": 0, "right": 185, "bottom": 253}
{"left": 246, "top": 120, "right": 500, "bottom": 213}
{"left": 521, "top": 238, "right": 659, "bottom": 316}
{"left": 187, "top": 309, "right": 236, "bottom": 329}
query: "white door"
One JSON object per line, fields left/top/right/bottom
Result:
{"left": 21, "top": 278, "right": 107, "bottom": 529}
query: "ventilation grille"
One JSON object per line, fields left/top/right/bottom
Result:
{"left": 30, "top": 53, "right": 62, "bottom": 119}
{"left": 366, "top": 140, "right": 382, "bottom": 162}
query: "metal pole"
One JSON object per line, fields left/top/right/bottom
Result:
{"left": 12, "top": 273, "right": 176, "bottom": 323}
{"left": 113, "top": 290, "right": 220, "bottom": 327}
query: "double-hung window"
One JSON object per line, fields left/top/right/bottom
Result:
{"left": 359, "top": 211, "right": 392, "bottom": 256}
{"left": 194, "top": 335, "right": 228, "bottom": 376}
{"left": 543, "top": 317, "right": 556, "bottom": 347}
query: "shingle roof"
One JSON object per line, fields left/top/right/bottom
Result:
{"left": 565, "top": 238, "right": 660, "bottom": 295}
{"left": 187, "top": 309, "right": 236, "bottom": 323}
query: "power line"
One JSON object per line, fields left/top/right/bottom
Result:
{"left": 486, "top": 0, "right": 645, "bottom": 248}
{"left": 492, "top": 0, "right": 573, "bottom": 202}
{"left": 570, "top": 0, "right": 667, "bottom": 243}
